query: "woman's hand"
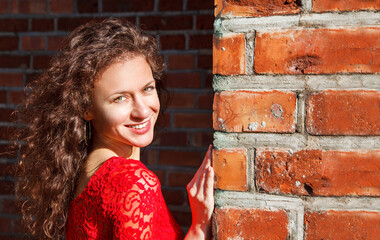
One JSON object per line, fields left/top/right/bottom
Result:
{"left": 185, "top": 145, "right": 214, "bottom": 240}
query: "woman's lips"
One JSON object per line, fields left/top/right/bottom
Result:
{"left": 126, "top": 119, "right": 151, "bottom": 134}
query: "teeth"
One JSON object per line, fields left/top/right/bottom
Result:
{"left": 129, "top": 121, "right": 148, "bottom": 129}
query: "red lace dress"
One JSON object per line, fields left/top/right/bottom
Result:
{"left": 66, "top": 156, "right": 183, "bottom": 240}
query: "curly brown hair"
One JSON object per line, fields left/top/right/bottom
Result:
{"left": 15, "top": 18, "right": 165, "bottom": 239}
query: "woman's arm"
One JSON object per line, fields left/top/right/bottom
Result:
{"left": 185, "top": 145, "right": 214, "bottom": 240}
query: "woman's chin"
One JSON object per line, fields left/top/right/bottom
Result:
{"left": 129, "top": 137, "right": 154, "bottom": 148}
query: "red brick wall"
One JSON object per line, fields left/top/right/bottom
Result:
{"left": 0, "top": 0, "right": 213, "bottom": 238}
{"left": 213, "top": 0, "right": 380, "bottom": 239}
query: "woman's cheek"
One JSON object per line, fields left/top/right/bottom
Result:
{"left": 106, "top": 109, "right": 129, "bottom": 125}
{"left": 149, "top": 94, "right": 160, "bottom": 112}
{"left": 94, "top": 107, "right": 128, "bottom": 129}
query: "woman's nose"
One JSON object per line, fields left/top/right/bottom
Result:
{"left": 130, "top": 95, "right": 150, "bottom": 120}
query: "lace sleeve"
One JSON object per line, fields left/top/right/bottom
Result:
{"left": 100, "top": 161, "right": 160, "bottom": 240}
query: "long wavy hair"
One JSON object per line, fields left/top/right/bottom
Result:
{"left": 15, "top": 18, "right": 165, "bottom": 239}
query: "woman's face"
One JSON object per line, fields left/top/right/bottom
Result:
{"left": 86, "top": 55, "right": 160, "bottom": 152}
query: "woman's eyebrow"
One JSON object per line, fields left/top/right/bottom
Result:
{"left": 108, "top": 80, "right": 156, "bottom": 96}
{"left": 142, "top": 80, "right": 156, "bottom": 88}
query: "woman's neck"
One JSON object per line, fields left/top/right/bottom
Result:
{"left": 85, "top": 140, "right": 140, "bottom": 174}
{"left": 90, "top": 134, "right": 140, "bottom": 159}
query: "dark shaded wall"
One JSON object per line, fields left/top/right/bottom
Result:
{"left": 0, "top": 0, "right": 213, "bottom": 238}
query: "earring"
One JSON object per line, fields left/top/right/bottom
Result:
{"left": 84, "top": 121, "right": 91, "bottom": 146}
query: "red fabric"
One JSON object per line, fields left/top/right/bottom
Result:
{"left": 66, "top": 156, "right": 183, "bottom": 240}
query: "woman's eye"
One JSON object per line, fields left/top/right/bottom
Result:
{"left": 114, "top": 96, "right": 126, "bottom": 103}
{"left": 144, "top": 85, "right": 156, "bottom": 92}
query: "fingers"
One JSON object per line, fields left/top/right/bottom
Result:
{"left": 187, "top": 145, "right": 213, "bottom": 198}
{"left": 186, "top": 145, "right": 215, "bottom": 234}
{"left": 187, "top": 166, "right": 214, "bottom": 211}
{"left": 198, "top": 145, "right": 212, "bottom": 173}
{"left": 203, "top": 144, "right": 212, "bottom": 167}
{"left": 191, "top": 145, "right": 212, "bottom": 185}
{"left": 204, "top": 166, "right": 214, "bottom": 199}
{"left": 196, "top": 144, "right": 212, "bottom": 188}
{"left": 196, "top": 165, "right": 207, "bottom": 196}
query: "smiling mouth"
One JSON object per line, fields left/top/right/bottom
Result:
{"left": 127, "top": 121, "right": 149, "bottom": 129}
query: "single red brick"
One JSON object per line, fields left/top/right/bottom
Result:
{"left": 174, "top": 113, "right": 212, "bottom": 128}
{"left": 197, "top": 93, "right": 213, "bottom": 110}
{"left": 160, "top": 35, "right": 185, "bottom": 50}
{"left": 171, "top": 211, "right": 192, "bottom": 227}
{"left": 163, "top": 72, "right": 201, "bottom": 88}
{"left": 0, "top": 108, "right": 15, "bottom": 122}
{"left": 167, "top": 171, "right": 194, "bottom": 187}
{"left": 0, "top": 90, "right": 6, "bottom": 103}
{"left": 141, "top": 149, "right": 157, "bottom": 165}
{"left": 205, "top": 73, "right": 213, "bottom": 88}
{"left": 159, "top": 150, "right": 202, "bottom": 167}
{"left": 57, "top": 17, "right": 102, "bottom": 31}
{"left": 33, "top": 55, "right": 52, "bottom": 69}
{"left": 2, "top": 199, "right": 19, "bottom": 214}
{"left": 48, "top": 36, "right": 65, "bottom": 51}
{"left": 215, "top": 0, "right": 300, "bottom": 17}
{"left": 25, "top": 72, "right": 39, "bottom": 85}
{"left": 162, "top": 189, "right": 185, "bottom": 206}
{"left": 168, "top": 54, "right": 195, "bottom": 70}
{"left": 0, "top": 144, "right": 17, "bottom": 158}
{"left": 140, "top": 16, "right": 193, "bottom": 31}
{"left": 151, "top": 169, "right": 165, "bottom": 184}
{"left": 103, "top": 0, "right": 154, "bottom": 12}
{"left": 306, "top": 90, "right": 380, "bottom": 135}
{"left": 0, "top": 36, "right": 18, "bottom": 51}
{"left": 0, "top": 217, "right": 11, "bottom": 232}
{"left": 256, "top": 148, "right": 380, "bottom": 196}
{"left": 9, "top": 91, "right": 25, "bottom": 104}
{"left": 255, "top": 27, "right": 380, "bottom": 74}
{"left": 213, "top": 33, "right": 245, "bottom": 75}
{"left": 155, "top": 112, "right": 170, "bottom": 128}
{"left": 305, "top": 211, "right": 380, "bottom": 239}
{"left": 0, "top": 55, "right": 29, "bottom": 68}
{"left": 0, "top": 181, "right": 14, "bottom": 195}
{"left": 0, "top": 73, "right": 23, "bottom": 87}
{"left": 22, "top": 36, "right": 45, "bottom": 51}
{"left": 168, "top": 93, "right": 195, "bottom": 108}
{"left": 193, "top": 132, "right": 213, "bottom": 147}
{"left": 121, "top": 17, "right": 136, "bottom": 25}
{"left": 10, "top": 0, "right": 46, "bottom": 13}
{"left": 154, "top": 131, "right": 189, "bottom": 147}
{"left": 0, "top": 126, "right": 17, "bottom": 140}
{"left": 77, "top": 0, "right": 98, "bottom": 13}
{"left": 13, "top": 218, "right": 29, "bottom": 234}
{"left": 321, "top": 151, "right": 380, "bottom": 196}
{"left": 196, "top": 15, "right": 213, "bottom": 30}
{"left": 0, "top": 163, "right": 15, "bottom": 177}
{"left": 159, "top": 0, "right": 182, "bottom": 11}
{"left": 189, "top": 34, "right": 212, "bottom": 49}
{"left": 0, "top": 19, "right": 28, "bottom": 32}
{"left": 214, "top": 207, "right": 289, "bottom": 239}
{"left": 49, "top": 0, "right": 73, "bottom": 13}
{"left": 188, "top": 0, "right": 213, "bottom": 10}
{"left": 313, "top": 0, "right": 380, "bottom": 12}
{"left": 198, "top": 53, "right": 212, "bottom": 70}
{"left": 213, "top": 91, "right": 296, "bottom": 133}
{"left": 256, "top": 148, "right": 321, "bottom": 195}
{"left": 213, "top": 148, "right": 247, "bottom": 191}
{"left": 32, "top": 18, "right": 54, "bottom": 32}
{"left": 0, "top": 0, "right": 8, "bottom": 13}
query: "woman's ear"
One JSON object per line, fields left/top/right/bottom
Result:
{"left": 83, "top": 111, "right": 94, "bottom": 121}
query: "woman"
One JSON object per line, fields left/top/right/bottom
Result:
{"left": 16, "top": 19, "right": 214, "bottom": 239}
